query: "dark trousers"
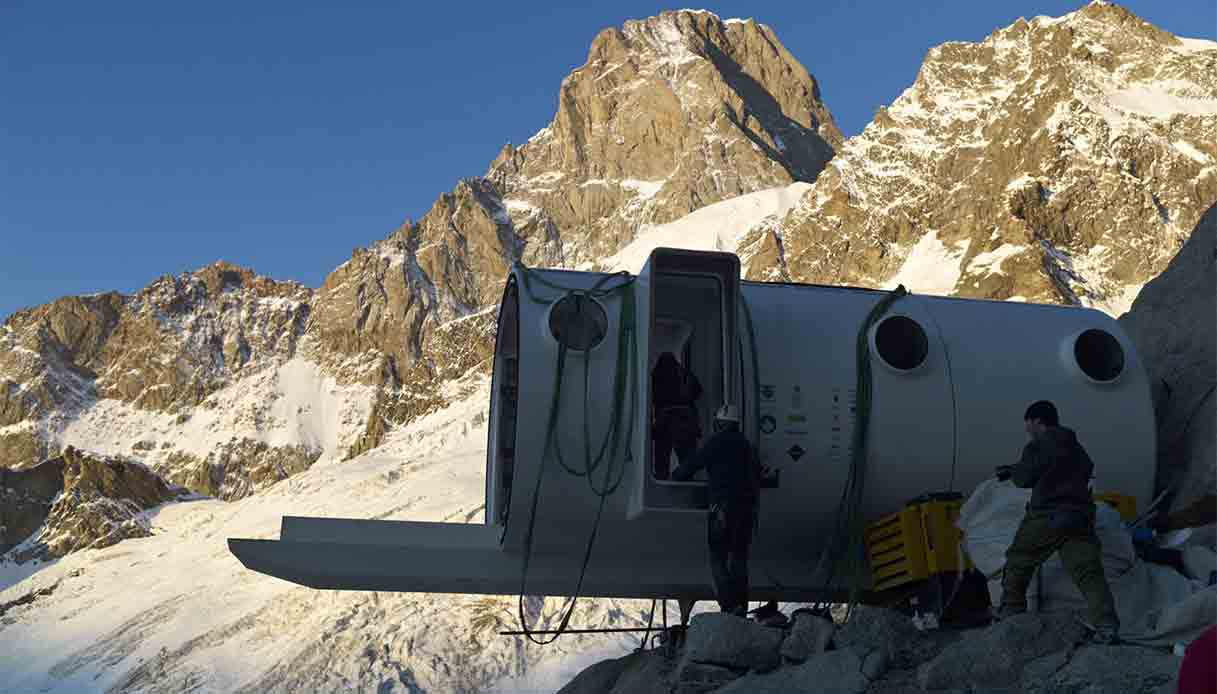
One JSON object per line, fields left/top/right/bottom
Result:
{"left": 653, "top": 407, "right": 698, "bottom": 480}
{"left": 1001, "top": 509, "right": 1119, "bottom": 630}
{"left": 708, "top": 503, "right": 755, "bottom": 611}
{"left": 654, "top": 433, "right": 697, "bottom": 480}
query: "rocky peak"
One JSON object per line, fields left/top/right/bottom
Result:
{"left": 761, "top": 3, "right": 1215, "bottom": 312}
{"left": 0, "top": 262, "right": 316, "bottom": 492}
{"left": 487, "top": 10, "right": 841, "bottom": 267}
{"left": 1, "top": 446, "right": 185, "bottom": 563}
{"left": 308, "top": 10, "right": 843, "bottom": 394}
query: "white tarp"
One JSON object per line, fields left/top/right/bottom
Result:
{"left": 958, "top": 479, "right": 1215, "bottom": 647}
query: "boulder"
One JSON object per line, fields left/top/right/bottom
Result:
{"left": 715, "top": 648, "right": 869, "bottom": 694}
{"left": 606, "top": 650, "right": 673, "bottom": 694}
{"left": 680, "top": 612, "right": 784, "bottom": 672}
{"left": 917, "top": 612, "right": 1086, "bottom": 690}
{"left": 836, "top": 606, "right": 955, "bottom": 670}
{"left": 1119, "top": 202, "right": 1216, "bottom": 506}
{"left": 554, "top": 651, "right": 646, "bottom": 694}
{"left": 672, "top": 662, "right": 740, "bottom": 694}
{"left": 1022, "top": 644, "right": 1179, "bottom": 694}
{"left": 780, "top": 611, "right": 836, "bottom": 663}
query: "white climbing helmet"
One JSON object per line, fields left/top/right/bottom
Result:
{"left": 714, "top": 404, "right": 741, "bottom": 424}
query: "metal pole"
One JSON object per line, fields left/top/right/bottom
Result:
{"left": 499, "top": 627, "right": 659, "bottom": 636}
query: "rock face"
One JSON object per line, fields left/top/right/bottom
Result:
{"left": 758, "top": 2, "right": 1217, "bottom": 312}
{"left": 0, "top": 262, "right": 324, "bottom": 498}
{"left": 487, "top": 11, "right": 841, "bottom": 269}
{"left": 0, "top": 459, "right": 65, "bottom": 555}
{"left": 1, "top": 447, "right": 184, "bottom": 562}
{"left": 1119, "top": 202, "right": 1216, "bottom": 505}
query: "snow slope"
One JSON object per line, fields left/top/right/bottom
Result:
{"left": 56, "top": 358, "right": 374, "bottom": 466}
{"left": 602, "top": 183, "right": 813, "bottom": 275}
{"left": 0, "top": 375, "right": 650, "bottom": 693}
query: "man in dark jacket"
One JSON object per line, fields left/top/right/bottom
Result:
{"left": 996, "top": 400, "right": 1119, "bottom": 643}
{"left": 651, "top": 352, "right": 703, "bottom": 480}
{"left": 672, "top": 404, "right": 759, "bottom": 616}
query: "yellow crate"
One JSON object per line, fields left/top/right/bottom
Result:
{"left": 865, "top": 498, "right": 973, "bottom": 593}
{"left": 1095, "top": 492, "right": 1136, "bottom": 522}
{"left": 919, "top": 499, "right": 973, "bottom": 576}
{"left": 865, "top": 507, "right": 928, "bottom": 592}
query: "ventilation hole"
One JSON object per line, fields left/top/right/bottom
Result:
{"left": 875, "top": 315, "right": 929, "bottom": 371}
{"left": 1075, "top": 329, "right": 1124, "bottom": 382}
{"left": 548, "top": 294, "right": 608, "bottom": 351}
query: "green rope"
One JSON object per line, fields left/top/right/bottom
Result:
{"left": 512, "top": 264, "right": 639, "bottom": 645}
{"left": 819, "top": 285, "right": 909, "bottom": 616}
{"left": 738, "top": 291, "right": 761, "bottom": 449}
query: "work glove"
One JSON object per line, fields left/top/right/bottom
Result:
{"left": 995, "top": 465, "right": 1013, "bottom": 482}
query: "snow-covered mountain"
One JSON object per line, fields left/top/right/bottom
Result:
{"left": 2, "top": 4, "right": 1216, "bottom": 693}
{"left": 759, "top": 1, "right": 1216, "bottom": 314}
{"left": 0, "top": 376, "right": 657, "bottom": 693}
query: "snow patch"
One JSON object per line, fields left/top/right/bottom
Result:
{"left": 886, "top": 230, "right": 971, "bottom": 296}
{"left": 1005, "top": 174, "right": 1037, "bottom": 191}
{"left": 527, "top": 126, "right": 553, "bottom": 144}
{"left": 620, "top": 179, "right": 664, "bottom": 198}
{"left": 603, "top": 183, "right": 813, "bottom": 274}
{"left": 56, "top": 359, "right": 374, "bottom": 468}
{"left": 1103, "top": 84, "right": 1217, "bottom": 118}
{"left": 1174, "top": 36, "right": 1217, "bottom": 54}
{"left": 969, "top": 244, "right": 1026, "bottom": 277}
{"left": 255, "top": 297, "right": 301, "bottom": 312}
{"left": 1172, "top": 140, "right": 1212, "bottom": 164}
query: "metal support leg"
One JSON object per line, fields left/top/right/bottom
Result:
{"left": 664, "top": 599, "right": 697, "bottom": 660}
{"left": 678, "top": 598, "right": 695, "bottom": 627}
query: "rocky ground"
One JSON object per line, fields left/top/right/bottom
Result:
{"left": 558, "top": 607, "right": 1184, "bottom": 694}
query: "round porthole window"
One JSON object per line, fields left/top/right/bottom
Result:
{"left": 548, "top": 294, "right": 608, "bottom": 351}
{"left": 874, "top": 315, "right": 929, "bottom": 371}
{"left": 1074, "top": 329, "right": 1124, "bottom": 382}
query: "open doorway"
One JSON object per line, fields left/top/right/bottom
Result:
{"left": 646, "top": 271, "right": 725, "bottom": 508}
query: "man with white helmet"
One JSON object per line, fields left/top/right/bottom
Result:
{"left": 672, "top": 403, "right": 761, "bottom": 616}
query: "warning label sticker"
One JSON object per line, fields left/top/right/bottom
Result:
{"left": 760, "top": 414, "right": 777, "bottom": 435}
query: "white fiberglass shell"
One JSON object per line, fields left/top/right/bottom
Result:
{"left": 231, "top": 248, "right": 1154, "bottom": 601}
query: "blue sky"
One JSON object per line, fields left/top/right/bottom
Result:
{"left": 1, "top": 1, "right": 1212, "bottom": 320}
